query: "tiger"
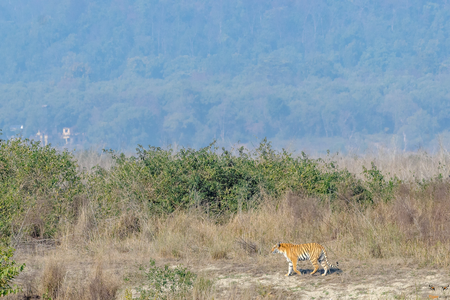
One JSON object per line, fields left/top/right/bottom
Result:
{"left": 271, "top": 242, "right": 338, "bottom": 276}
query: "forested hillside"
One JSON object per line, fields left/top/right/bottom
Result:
{"left": 1, "top": 0, "right": 450, "bottom": 150}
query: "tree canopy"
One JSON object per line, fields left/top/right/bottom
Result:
{"left": 1, "top": 0, "right": 450, "bottom": 151}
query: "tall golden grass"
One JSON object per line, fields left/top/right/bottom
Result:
{"left": 57, "top": 183, "right": 450, "bottom": 266}
{"left": 328, "top": 147, "right": 450, "bottom": 182}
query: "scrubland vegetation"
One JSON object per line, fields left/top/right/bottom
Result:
{"left": 1, "top": 136, "right": 450, "bottom": 299}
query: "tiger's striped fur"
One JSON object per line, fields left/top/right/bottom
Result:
{"left": 271, "top": 242, "right": 338, "bottom": 276}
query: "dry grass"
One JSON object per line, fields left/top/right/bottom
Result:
{"left": 41, "top": 260, "right": 66, "bottom": 299}
{"left": 73, "top": 150, "right": 115, "bottom": 172}
{"left": 10, "top": 188, "right": 450, "bottom": 299}
{"left": 326, "top": 147, "right": 450, "bottom": 182}
{"left": 8, "top": 149, "right": 450, "bottom": 299}
{"left": 86, "top": 264, "right": 120, "bottom": 300}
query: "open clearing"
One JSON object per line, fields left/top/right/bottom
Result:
{"left": 205, "top": 260, "right": 450, "bottom": 299}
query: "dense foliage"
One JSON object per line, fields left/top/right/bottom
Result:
{"left": 1, "top": 1, "right": 450, "bottom": 150}
{"left": 0, "top": 137, "right": 398, "bottom": 243}
{"left": 0, "top": 247, "right": 25, "bottom": 296}
{"left": 91, "top": 139, "right": 377, "bottom": 216}
{"left": 0, "top": 138, "right": 82, "bottom": 242}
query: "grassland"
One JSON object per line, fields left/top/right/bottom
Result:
{"left": 1, "top": 138, "right": 450, "bottom": 299}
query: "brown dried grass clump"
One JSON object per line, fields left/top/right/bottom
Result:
{"left": 87, "top": 264, "right": 120, "bottom": 300}
{"left": 389, "top": 182, "right": 450, "bottom": 244}
{"left": 210, "top": 247, "right": 228, "bottom": 260}
{"left": 38, "top": 262, "right": 119, "bottom": 300}
{"left": 40, "top": 260, "right": 66, "bottom": 299}
{"left": 113, "top": 213, "right": 141, "bottom": 240}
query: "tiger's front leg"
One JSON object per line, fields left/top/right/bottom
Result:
{"left": 292, "top": 258, "right": 302, "bottom": 275}
{"left": 286, "top": 260, "right": 293, "bottom": 276}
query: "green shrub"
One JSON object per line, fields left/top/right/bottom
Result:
{"left": 362, "top": 162, "right": 400, "bottom": 202}
{"left": 0, "top": 247, "right": 25, "bottom": 296}
{"left": 90, "top": 139, "right": 372, "bottom": 216}
{"left": 135, "top": 259, "right": 197, "bottom": 300}
{"left": 0, "top": 137, "right": 82, "bottom": 242}
{"left": 1, "top": 131, "right": 398, "bottom": 242}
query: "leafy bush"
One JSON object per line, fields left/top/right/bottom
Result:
{"left": 0, "top": 138, "right": 82, "bottom": 242}
{"left": 90, "top": 139, "right": 372, "bottom": 216}
{"left": 0, "top": 133, "right": 398, "bottom": 245}
{"left": 136, "top": 259, "right": 197, "bottom": 300}
{"left": 0, "top": 247, "right": 25, "bottom": 296}
{"left": 362, "top": 162, "right": 400, "bottom": 202}
{"left": 41, "top": 260, "right": 66, "bottom": 300}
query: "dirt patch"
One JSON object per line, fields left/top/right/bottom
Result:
{"left": 192, "top": 258, "right": 450, "bottom": 299}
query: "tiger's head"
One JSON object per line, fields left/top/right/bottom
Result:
{"left": 271, "top": 242, "right": 282, "bottom": 254}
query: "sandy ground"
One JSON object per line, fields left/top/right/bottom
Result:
{"left": 206, "top": 262, "right": 449, "bottom": 299}
{"left": 186, "top": 256, "right": 449, "bottom": 299}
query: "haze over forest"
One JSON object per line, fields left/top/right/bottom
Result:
{"left": 1, "top": 0, "right": 450, "bottom": 152}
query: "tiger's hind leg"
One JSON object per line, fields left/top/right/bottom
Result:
{"left": 310, "top": 258, "right": 320, "bottom": 275}
{"left": 320, "top": 260, "right": 328, "bottom": 276}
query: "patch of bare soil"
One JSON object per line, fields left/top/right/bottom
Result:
{"left": 192, "top": 257, "right": 450, "bottom": 299}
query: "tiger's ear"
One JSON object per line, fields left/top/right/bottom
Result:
{"left": 277, "top": 242, "right": 281, "bottom": 247}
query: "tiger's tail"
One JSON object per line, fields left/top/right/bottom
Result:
{"left": 322, "top": 249, "right": 339, "bottom": 269}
